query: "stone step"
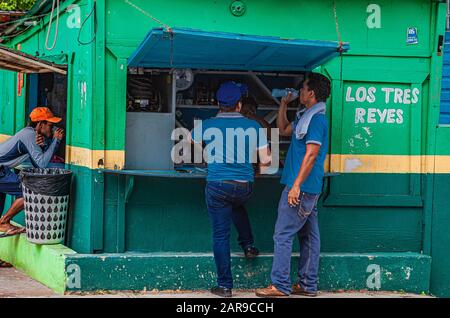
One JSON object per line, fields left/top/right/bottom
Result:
{"left": 0, "top": 233, "right": 431, "bottom": 294}
{"left": 65, "top": 252, "right": 431, "bottom": 294}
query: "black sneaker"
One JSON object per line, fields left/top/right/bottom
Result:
{"left": 244, "top": 246, "right": 260, "bottom": 259}
{"left": 211, "top": 286, "right": 232, "bottom": 298}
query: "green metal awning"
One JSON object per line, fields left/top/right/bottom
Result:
{"left": 129, "top": 28, "right": 349, "bottom": 71}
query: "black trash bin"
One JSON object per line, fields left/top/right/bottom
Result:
{"left": 19, "top": 168, "right": 72, "bottom": 245}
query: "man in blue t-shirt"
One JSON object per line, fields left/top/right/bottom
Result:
{"left": 256, "top": 73, "right": 330, "bottom": 298}
{"left": 190, "top": 81, "right": 271, "bottom": 298}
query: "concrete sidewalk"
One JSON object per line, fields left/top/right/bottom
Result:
{"left": 0, "top": 267, "right": 433, "bottom": 298}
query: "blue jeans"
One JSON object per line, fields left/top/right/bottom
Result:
{"left": 205, "top": 181, "right": 254, "bottom": 289}
{"left": 0, "top": 166, "right": 23, "bottom": 214}
{"left": 0, "top": 166, "right": 23, "bottom": 198}
{"left": 271, "top": 186, "right": 321, "bottom": 295}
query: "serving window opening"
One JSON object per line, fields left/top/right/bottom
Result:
{"left": 125, "top": 67, "right": 305, "bottom": 172}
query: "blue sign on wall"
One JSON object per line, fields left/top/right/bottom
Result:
{"left": 407, "top": 27, "right": 418, "bottom": 45}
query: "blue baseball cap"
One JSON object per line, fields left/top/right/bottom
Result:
{"left": 217, "top": 81, "right": 247, "bottom": 107}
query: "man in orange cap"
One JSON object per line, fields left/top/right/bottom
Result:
{"left": 0, "top": 107, "right": 64, "bottom": 237}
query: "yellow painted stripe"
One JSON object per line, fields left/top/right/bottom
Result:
{"left": 0, "top": 134, "right": 11, "bottom": 143}
{"left": 66, "top": 146, "right": 125, "bottom": 170}
{"left": 2, "top": 132, "right": 450, "bottom": 173}
{"left": 68, "top": 151, "right": 445, "bottom": 173}
{"left": 328, "top": 154, "right": 437, "bottom": 174}
{"left": 435, "top": 156, "right": 450, "bottom": 174}
{"left": 2, "top": 134, "right": 125, "bottom": 169}
{"left": 0, "top": 134, "right": 125, "bottom": 170}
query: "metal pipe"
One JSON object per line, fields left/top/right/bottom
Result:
{"left": 136, "top": 68, "right": 302, "bottom": 78}
{"left": 197, "top": 70, "right": 301, "bottom": 78}
{"left": 248, "top": 72, "right": 280, "bottom": 105}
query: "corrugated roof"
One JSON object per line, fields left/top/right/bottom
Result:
{"left": 0, "top": 44, "right": 67, "bottom": 74}
{"left": 0, "top": 0, "right": 68, "bottom": 41}
{"left": 0, "top": 10, "right": 26, "bottom": 34}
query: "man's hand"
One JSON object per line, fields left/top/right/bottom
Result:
{"left": 288, "top": 185, "right": 301, "bottom": 207}
{"left": 53, "top": 128, "right": 65, "bottom": 141}
{"left": 36, "top": 134, "right": 45, "bottom": 147}
{"left": 287, "top": 144, "right": 321, "bottom": 207}
{"left": 281, "top": 92, "right": 296, "bottom": 106}
{"left": 278, "top": 92, "right": 295, "bottom": 137}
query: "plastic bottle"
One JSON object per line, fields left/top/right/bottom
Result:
{"left": 271, "top": 88, "right": 299, "bottom": 99}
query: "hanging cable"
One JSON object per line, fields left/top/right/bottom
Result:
{"left": 333, "top": 0, "right": 344, "bottom": 87}
{"left": 45, "top": 0, "right": 60, "bottom": 51}
{"left": 77, "top": 1, "right": 97, "bottom": 45}
{"left": 124, "top": 0, "right": 172, "bottom": 32}
{"left": 124, "top": 0, "right": 174, "bottom": 67}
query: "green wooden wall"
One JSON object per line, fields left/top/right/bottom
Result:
{"left": 1, "top": 0, "right": 450, "bottom": 296}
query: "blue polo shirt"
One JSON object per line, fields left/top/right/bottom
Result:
{"left": 281, "top": 113, "right": 328, "bottom": 194}
{"left": 191, "top": 112, "right": 268, "bottom": 182}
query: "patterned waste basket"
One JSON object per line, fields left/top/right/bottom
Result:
{"left": 19, "top": 168, "right": 72, "bottom": 245}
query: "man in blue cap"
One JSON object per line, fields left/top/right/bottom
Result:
{"left": 190, "top": 81, "right": 271, "bottom": 297}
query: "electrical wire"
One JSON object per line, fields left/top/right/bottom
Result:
{"left": 333, "top": 0, "right": 343, "bottom": 50}
{"left": 333, "top": 0, "right": 344, "bottom": 87}
{"left": 123, "top": 0, "right": 174, "bottom": 67}
{"left": 124, "top": 0, "right": 172, "bottom": 32}
{"left": 45, "top": 0, "right": 60, "bottom": 51}
{"left": 77, "top": 1, "right": 97, "bottom": 45}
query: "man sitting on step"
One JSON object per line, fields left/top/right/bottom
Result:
{"left": 0, "top": 107, "right": 64, "bottom": 238}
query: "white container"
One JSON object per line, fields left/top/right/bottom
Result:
{"left": 23, "top": 188, "right": 69, "bottom": 245}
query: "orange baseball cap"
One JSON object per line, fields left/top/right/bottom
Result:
{"left": 29, "top": 107, "right": 62, "bottom": 123}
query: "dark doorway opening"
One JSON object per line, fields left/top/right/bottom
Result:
{"left": 26, "top": 72, "right": 67, "bottom": 164}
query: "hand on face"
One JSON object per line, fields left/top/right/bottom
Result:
{"left": 36, "top": 134, "right": 45, "bottom": 147}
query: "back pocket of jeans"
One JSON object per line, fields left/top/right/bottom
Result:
{"left": 206, "top": 184, "right": 228, "bottom": 200}
{"left": 298, "top": 193, "right": 319, "bottom": 218}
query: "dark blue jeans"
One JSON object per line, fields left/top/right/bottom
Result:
{"left": 0, "top": 166, "right": 23, "bottom": 215}
{"left": 271, "top": 187, "right": 321, "bottom": 295}
{"left": 205, "top": 181, "right": 254, "bottom": 289}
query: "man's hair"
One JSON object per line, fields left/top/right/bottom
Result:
{"left": 27, "top": 120, "right": 39, "bottom": 128}
{"left": 241, "top": 97, "right": 257, "bottom": 117}
{"left": 306, "top": 73, "right": 331, "bottom": 103}
{"left": 219, "top": 100, "right": 241, "bottom": 113}
{"left": 27, "top": 120, "right": 48, "bottom": 128}
{"left": 242, "top": 96, "right": 257, "bottom": 108}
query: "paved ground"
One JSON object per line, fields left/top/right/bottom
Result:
{"left": 0, "top": 267, "right": 433, "bottom": 298}
{"left": 0, "top": 267, "right": 56, "bottom": 297}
